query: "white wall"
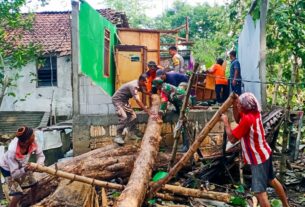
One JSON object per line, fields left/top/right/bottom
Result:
{"left": 79, "top": 75, "right": 115, "bottom": 115}
{"left": 0, "top": 56, "right": 72, "bottom": 116}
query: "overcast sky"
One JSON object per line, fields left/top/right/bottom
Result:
{"left": 23, "top": 0, "right": 230, "bottom": 17}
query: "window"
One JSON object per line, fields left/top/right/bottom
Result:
{"left": 37, "top": 56, "right": 57, "bottom": 87}
{"left": 104, "top": 29, "right": 110, "bottom": 77}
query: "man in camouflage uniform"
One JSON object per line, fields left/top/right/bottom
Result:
{"left": 153, "top": 78, "right": 190, "bottom": 151}
{"left": 112, "top": 74, "right": 151, "bottom": 145}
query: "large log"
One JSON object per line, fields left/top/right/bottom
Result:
{"left": 115, "top": 95, "right": 162, "bottom": 207}
{"left": 19, "top": 144, "right": 182, "bottom": 206}
{"left": 149, "top": 93, "right": 238, "bottom": 196}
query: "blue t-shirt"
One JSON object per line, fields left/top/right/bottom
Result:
{"left": 165, "top": 72, "right": 189, "bottom": 87}
{"left": 230, "top": 59, "right": 241, "bottom": 81}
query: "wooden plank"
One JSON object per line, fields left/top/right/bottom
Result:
{"left": 118, "top": 31, "right": 141, "bottom": 45}
{"left": 147, "top": 52, "right": 159, "bottom": 65}
{"left": 139, "top": 33, "right": 159, "bottom": 50}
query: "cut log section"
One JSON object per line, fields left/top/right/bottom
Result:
{"left": 115, "top": 94, "right": 162, "bottom": 207}
{"left": 149, "top": 93, "right": 238, "bottom": 196}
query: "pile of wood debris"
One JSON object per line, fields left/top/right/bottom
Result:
{"left": 6, "top": 93, "right": 298, "bottom": 207}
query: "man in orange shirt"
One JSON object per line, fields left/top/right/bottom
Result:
{"left": 207, "top": 58, "right": 229, "bottom": 104}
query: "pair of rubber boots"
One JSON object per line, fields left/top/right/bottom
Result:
{"left": 5, "top": 172, "right": 37, "bottom": 196}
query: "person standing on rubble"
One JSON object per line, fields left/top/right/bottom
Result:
{"left": 206, "top": 58, "right": 229, "bottom": 104}
{"left": 229, "top": 51, "right": 242, "bottom": 95}
{"left": 168, "top": 46, "right": 185, "bottom": 74}
{"left": 112, "top": 74, "right": 152, "bottom": 145}
{"left": 0, "top": 126, "right": 45, "bottom": 207}
{"left": 221, "top": 92, "right": 290, "bottom": 207}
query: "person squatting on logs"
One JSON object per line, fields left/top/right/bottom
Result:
{"left": 112, "top": 74, "right": 152, "bottom": 145}
{"left": 221, "top": 92, "right": 290, "bottom": 207}
{"left": 0, "top": 126, "right": 45, "bottom": 207}
{"left": 152, "top": 77, "right": 192, "bottom": 152}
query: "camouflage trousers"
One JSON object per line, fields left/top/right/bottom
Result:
{"left": 113, "top": 101, "right": 137, "bottom": 135}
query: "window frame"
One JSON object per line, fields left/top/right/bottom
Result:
{"left": 36, "top": 56, "right": 58, "bottom": 87}
{"left": 103, "top": 29, "right": 111, "bottom": 78}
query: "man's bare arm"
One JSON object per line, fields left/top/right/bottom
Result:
{"left": 221, "top": 114, "right": 238, "bottom": 144}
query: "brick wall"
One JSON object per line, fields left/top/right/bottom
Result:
{"left": 73, "top": 110, "right": 233, "bottom": 155}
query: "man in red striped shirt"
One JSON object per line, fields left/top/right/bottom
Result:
{"left": 221, "top": 92, "right": 289, "bottom": 207}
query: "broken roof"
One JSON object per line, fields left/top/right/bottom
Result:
{"left": 11, "top": 9, "right": 129, "bottom": 56}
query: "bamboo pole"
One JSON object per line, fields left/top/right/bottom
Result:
{"left": 102, "top": 188, "right": 108, "bottom": 207}
{"left": 149, "top": 93, "right": 238, "bottom": 197}
{"left": 162, "top": 184, "right": 231, "bottom": 203}
{"left": 115, "top": 95, "right": 162, "bottom": 207}
{"left": 29, "top": 163, "right": 124, "bottom": 190}
{"left": 168, "top": 63, "right": 199, "bottom": 169}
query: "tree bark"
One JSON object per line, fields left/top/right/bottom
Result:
{"left": 115, "top": 95, "right": 162, "bottom": 207}
{"left": 19, "top": 144, "right": 182, "bottom": 206}
{"left": 149, "top": 93, "right": 237, "bottom": 197}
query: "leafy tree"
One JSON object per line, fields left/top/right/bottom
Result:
{"left": 266, "top": 0, "right": 305, "bottom": 111}
{"left": 0, "top": 0, "right": 45, "bottom": 106}
{"left": 101, "top": 0, "right": 153, "bottom": 28}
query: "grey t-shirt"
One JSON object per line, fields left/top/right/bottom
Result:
{"left": 230, "top": 59, "right": 242, "bottom": 81}
{"left": 112, "top": 80, "right": 140, "bottom": 103}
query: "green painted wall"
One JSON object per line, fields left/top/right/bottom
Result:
{"left": 79, "top": 1, "right": 117, "bottom": 95}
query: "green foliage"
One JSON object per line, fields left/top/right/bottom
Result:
{"left": 270, "top": 198, "right": 282, "bottom": 207}
{"left": 266, "top": 0, "right": 305, "bottom": 112}
{"left": 229, "top": 196, "right": 247, "bottom": 207}
{"left": 0, "top": 0, "right": 43, "bottom": 105}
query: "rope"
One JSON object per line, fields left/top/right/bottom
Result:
{"left": 194, "top": 73, "right": 305, "bottom": 86}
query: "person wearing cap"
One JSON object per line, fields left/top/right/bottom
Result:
{"left": 153, "top": 78, "right": 190, "bottom": 151}
{"left": 112, "top": 74, "right": 152, "bottom": 145}
{"left": 207, "top": 58, "right": 229, "bottom": 104}
{"left": 168, "top": 46, "right": 185, "bottom": 73}
{"left": 156, "top": 69, "right": 188, "bottom": 88}
{"left": 221, "top": 93, "right": 289, "bottom": 207}
{"left": 0, "top": 126, "right": 45, "bottom": 207}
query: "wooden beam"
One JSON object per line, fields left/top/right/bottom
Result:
{"left": 71, "top": 0, "right": 80, "bottom": 116}
{"left": 118, "top": 27, "right": 178, "bottom": 34}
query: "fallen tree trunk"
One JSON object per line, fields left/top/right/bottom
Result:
{"left": 115, "top": 95, "right": 162, "bottom": 207}
{"left": 149, "top": 93, "right": 237, "bottom": 196}
{"left": 19, "top": 145, "right": 183, "bottom": 206}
